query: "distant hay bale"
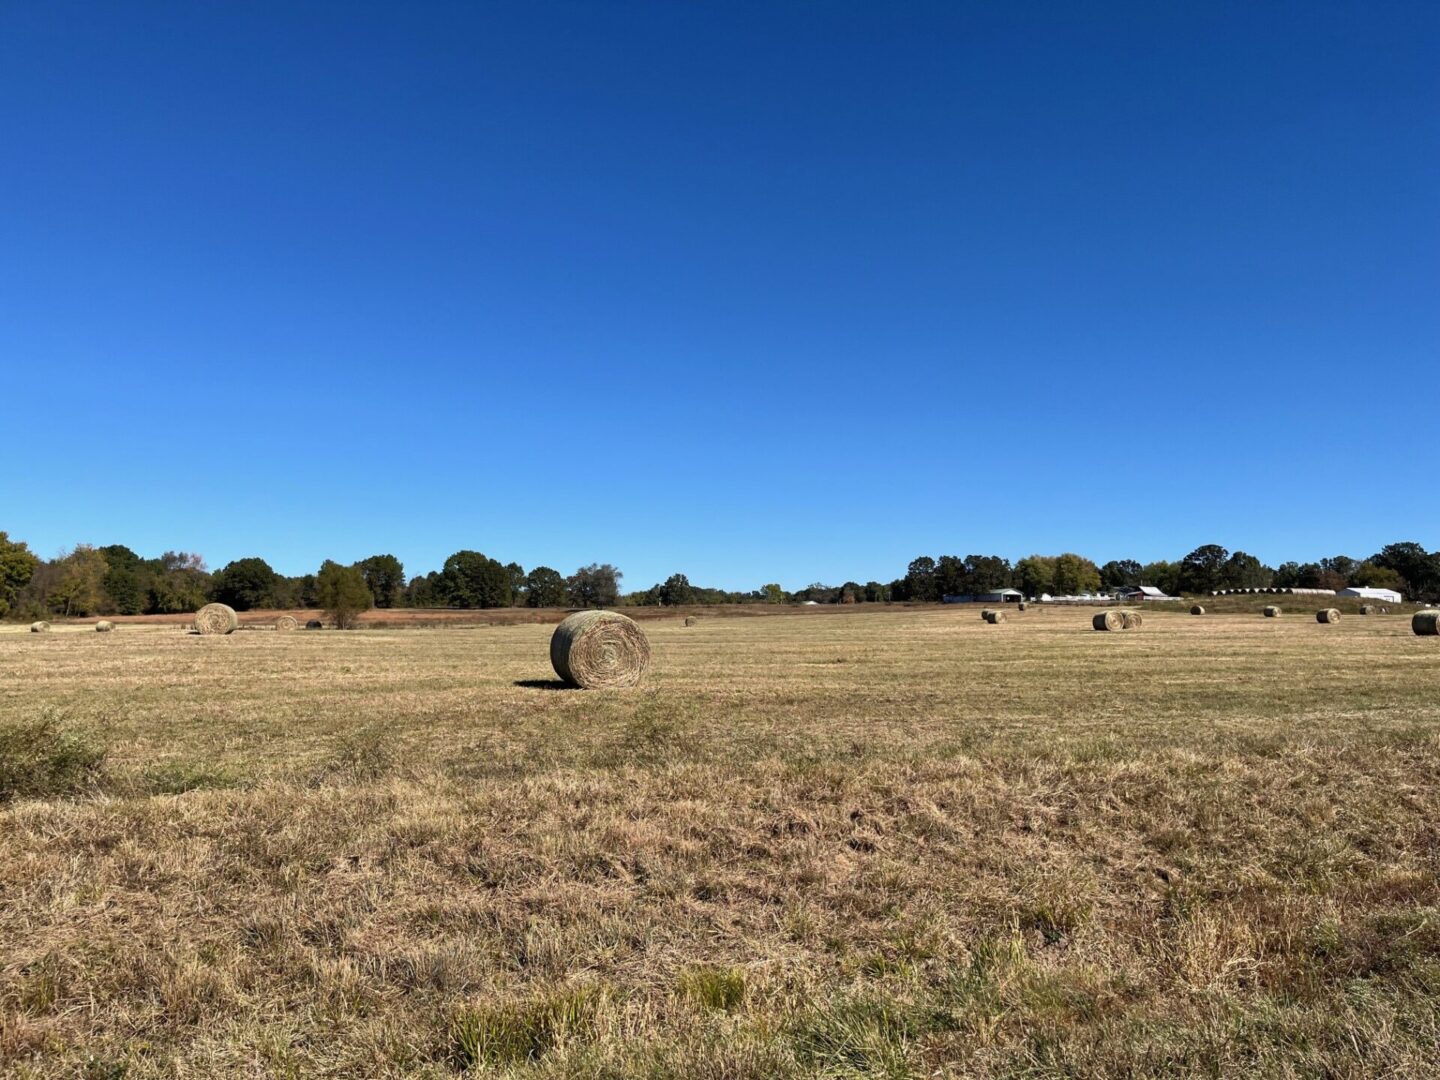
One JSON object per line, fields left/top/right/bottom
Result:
{"left": 984, "top": 609, "right": 1006, "bottom": 624}
{"left": 683, "top": 616, "right": 698, "bottom": 627}
{"left": 1190, "top": 605, "right": 1205, "bottom": 616}
{"left": 550, "top": 610, "right": 651, "bottom": 689}
{"left": 1018, "top": 601, "right": 1027, "bottom": 611}
{"left": 980, "top": 609, "right": 996, "bottom": 621}
{"left": 29, "top": 621, "right": 50, "bottom": 633}
{"left": 1411, "top": 611, "right": 1439, "bottom": 636}
{"left": 1121, "top": 611, "right": 1143, "bottom": 629}
{"left": 275, "top": 615, "right": 299, "bottom": 632}
{"left": 1092, "top": 611, "right": 1124, "bottom": 632}
{"left": 95, "top": 620, "right": 113, "bottom": 633}
{"left": 1264, "top": 606, "right": 1281, "bottom": 618}
{"left": 305, "top": 619, "right": 324, "bottom": 630}
{"left": 1359, "top": 604, "right": 1375, "bottom": 615}
{"left": 1317, "top": 608, "right": 1341, "bottom": 624}
{"left": 194, "top": 603, "right": 239, "bottom": 635}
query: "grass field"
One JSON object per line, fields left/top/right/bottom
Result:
{"left": 2, "top": 606, "right": 1439, "bottom": 1078}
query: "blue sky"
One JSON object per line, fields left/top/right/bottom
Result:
{"left": 2, "top": 2, "right": 1436, "bottom": 590}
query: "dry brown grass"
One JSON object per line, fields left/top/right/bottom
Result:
{"left": 2, "top": 606, "right": 1439, "bottom": 1077}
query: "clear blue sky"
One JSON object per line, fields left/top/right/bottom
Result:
{"left": 3, "top": 2, "right": 1436, "bottom": 591}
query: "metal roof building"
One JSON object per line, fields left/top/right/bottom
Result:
{"left": 1337, "top": 586, "right": 1403, "bottom": 604}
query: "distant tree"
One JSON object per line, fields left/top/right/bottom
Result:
{"left": 441, "top": 550, "right": 512, "bottom": 608}
{"left": 1373, "top": 542, "right": 1440, "bottom": 600}
{"left": 933, "top": 555, "right": 966, "bottom": 599}
{"left": 863, "top": 581, "right": 889, "bottom": 602}
{"left": 659, "top": 573, "right": 696, "bottom": 606}
{"left": 1272, "top": 561, "right": 1302, "bottom": 589}
{"left": 355, "top": 554, "right": 406, "bottom": 609}
{"left": 522, "top": 566, "right": 566, "bottom": 607}
{"left": 315, "top": 560, "right": 373, "bottom": 629}
{"left": 0, "top": 532, "right": 40, "bottom": 619}
{"left": 1179, "top": 545, "right": 1230, "bottom": 594}
{"left": 1222, "top": 551, "right": 1272, "bottom": 590}
{"left": 964, "top": 555, "right": 1012, "bottom": 594}
{"left": 147, "top": 552, "right": 210, "bottom": 614}
{"left": 211, "top": 557, "right": 280, "bottom": 611}
{"left": 1349, "top": 561, "right": 1405, "bottom": 591}
{"left": 50, "top": 546, "right": 110, "bottom": 617}
{"left": 405, "top": 572, "right": 445, "bottom": 608}
{"left": 1014, "top": 555, "right": 1056, "bottom": 598}
{"left": 567, "top": 563, "right": 621, "bottom": 608}
{"left": 98, "top": 544, "right": 148, "bottom": 615}
{"left": 1099, "top": 559, "right": 1143, "bottom": 590}
{"left": 1052, "top": 553, "right": 1101, "bottom": 596}
{"left": 504, "top": 562, "right": 526, "bottom": 606}
{"left": 838, "top": 581, "right": 861, "bottom": 604}
{"left": 760, "top": 582, "right": 786, "bottom": 604}
{"left": 904, "top": 557, "right": 938, "bottom": 602}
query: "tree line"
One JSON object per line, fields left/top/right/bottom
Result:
{"left": 1, "top": 529, "right": 1437, "bottom": 622}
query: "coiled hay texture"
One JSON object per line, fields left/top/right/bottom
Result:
{"left": 550, "top": 610, "right": 651, "bottom": 689}
{"left": 30, "top": 621, "right": 49, "bottom": 633}
{"left": 1121, "top": 611, "right": 1143, "bottom": 629}
{"left": 1018, "top": 601, "right": 1028, "bottom": 611}
{"left": 1360, "top": 604, "right": 1375, "bottom": 615}
{"left": 194, "top": 603, "right": 239, "bottom": 635}
{"left": 1264, "top": 606, "right": 1282, "bottom": 618}
{"left": 95, "top": 621, "right": 113, "bottom": 633}
{"left": 1412, "top": 611, "right": 1440, "bottom": 637}
{"left": 1190, "top": 605, "right": 1205, "bottom": 616}
{"left": 984, "top": 609, "right": 1006, "bottom": 624}
{"left": 305, "top": 619, "right": 324, "bottom": 630}
{"left": 1093, "top": 611, "right": 1124, "bottom": 632}
{"left": 1317, "top": 608, "right": 1341, "bottom": 624}
{"left": 275, "top": 615, "right": 299, "bottom": 632}
{"left": 980, "top": 609, "right": 996, "bottom": 621}
{"left": 683, "top": 616, "right": 698, "bottom": 627}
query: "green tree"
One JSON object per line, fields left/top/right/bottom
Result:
{"left": 405, "top": 572, "right": 445, "bottom": 608}
{"left": 863, "top": 581, "right": 888, "bottom": 602}
{"left": 903, "top": 557, "right": 938, "bottom": 602}
{"left": 315, "top": 560, "right": 373, "bottom": 629}
{"left": 567, "top": 564, "right": 622, "bottom": 608}
{"left": 760, "top": 583, "right": 786, "bottom": 604}
{"left": 211, "top": 557, "right": 280, "bottom": 611}
{"left": 1222, "top": 551, "right": 1272, "bottom": 590}
{"left": 147, "top": 552, "right": 211, "bottom": 614}
{"left": 504, "top": 562, "right": 526, "bottom": 606}
{"left": 99, "top": 544, "right": 149, "bottom": 615}
{"left": 1180, "top": 544, "right": 1230, "bottom": 594}
{"left": 355, "top": 554, "right": 406, "bottom": 609}
{"left": 0, "top": 532, "right": 40, "bottom": 619}
{"left": 933, "top": 555, "right": 966, "bottom": 599}
{"left": 1099, "top": 559, "right": 1142, "bottom": 590}
{"left": 1052, "top": 553, "right": 1102, "bottom": 596}
{"left": 441, "top": 551, "right": 512, "bottom": 608}
{"left": 1349, "top": 561, "right": 1404, "bottom": 591}
{"left": 1373, "top": 542, "right": 1439, "bottom": 600}
{"left": 524, "top": 566, "right": 567, "bottom": 608}
{"left": 658, "top": 573, "right": 695, "bottom": 606}
{"left": 1014, "top": 555, "right": 1056, "bottom": 598}
{"left": 1141, "top": 560, "right": 1182, "bottom": 596}
{"left": 50, "top": 546, "right": 110, "bottom": 616}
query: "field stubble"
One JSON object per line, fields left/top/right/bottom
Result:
{"left": 1, "top": 606, "right": 1438, "bottom": 1077}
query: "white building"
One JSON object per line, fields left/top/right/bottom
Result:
{"left": 1337, "top": 586, "right": 1403, "bottom": 604}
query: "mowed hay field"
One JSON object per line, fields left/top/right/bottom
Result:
{"left": 2, "top": 608, "right": 1439, "bottom": 1078}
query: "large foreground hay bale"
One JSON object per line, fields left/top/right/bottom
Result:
{"left": 1121, "top": 611, "right": 1143, "bottom": 629}
{"left": 550, "top": 610, "right": 651, "bottom": 689}
{"left": 275, "top": 615, "right": 299, "bottom": 632}
{"left": 1190, "top": 605, "right": 1205, "bottom": 616}
{"left": 1317, "top": 608, "right": 1341, "bottom": 624}
{"left": 1092, "top": 611, "right": 1124, "bottom": 632}
{"left": 29, "top": 621, "right": 49, "bottom": 633}
{"left": 194, "top": 603, "right": 239, "bottom": 635}
{"left": 1264, "top": 606, "right": 1281, "bottom": 618}
{"left": 305, "top": 619, "right": 324, "bottom": 630}
{"left": 1412, "top": 611, "right": 1440, "bottom": 636}
{"left": 984, "top": 609, "right": 1006, "bottom": 624}
{"left": 95, "top": 621, "right": 113, "bottom": 633}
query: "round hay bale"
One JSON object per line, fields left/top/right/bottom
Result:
{"left": 1018, "top": 601, "right": 1028, "bottom": 611}
{"left": 95, "top": 620, "right": 113, "bottom": 633}
{"left": 1190, "top": 605, "right": 1205, "bottom": 616}
{"left": 1317, "top": 608, "right": 1341, "bottom": 624}
{"left": 29, "top": 621, "right": 50, "bottom": 633}
{"left": 305, "top": 619, "right": 324, "bottom": 630}
{"left": 1121, "top": 611, "right": 1143, "bottom": 629}
{"left": 1359, "top": 604, "right": 1375, "bottom": 615}
{"left": 980, "top": 609, "right": 996, "bottom": 621}
{"left": 984, "top": 609, "right": 1007, "bottom": 624}
{"left": 194, "top": 603, "right": 239, "bottom": 636}
{"left": 683, "top": 616, "right": 698, "bottom": 627}
{"left": 550, "top": 610, "right": 651, "bottom": 689}
{"left": 1411, "top": 611, "right": 1439, "bottom": 636}
{"left": 1092, "top": 611, "right": 1124, "bottom": 632}
{"left": 275, "top": 615, "right": 299, "bottom": 632}
{"left": 1264, "top": 606, "right": 1282, "bottom": 618}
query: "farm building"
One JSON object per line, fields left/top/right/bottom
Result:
{"left": 1116, "top": 585, "right": 1178, "bottom": 601}
{"left": 1337, "top": 586, "right": 1403, "bottom": 604}
{"left": 943, "top": 588, "right": 1023, "bottom": 604}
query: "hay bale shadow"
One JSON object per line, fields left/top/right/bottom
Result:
{"left": 513, "top": 679, "right": 577, "bottom": 692}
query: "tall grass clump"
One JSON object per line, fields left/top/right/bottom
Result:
{"left": 0, "top": 715, "right": 106, "bottom": 801}
{"left": 449, "top": 985, "right": 601, "bottom": 1069}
